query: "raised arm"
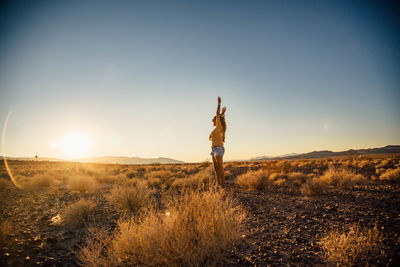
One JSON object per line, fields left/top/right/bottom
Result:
{"left": 221, "top": 106, "right": 226, "bottom": 117}
{"left": 215, "top": 97, "right": 222, "bottom": 128}
{"left": 216, "top": 96, "right": 221, "bottom": 117}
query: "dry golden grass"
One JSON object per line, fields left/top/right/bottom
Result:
{"left": 375, "top": 167, "right": 385, "bottom": 175}
{"left": 172, "top": 167, "right": 212, "bottom": 189}
{"left": 173, "top": 170, "right": 186, "bottom": 178}
{"left": 199, "top": 159, "right": 212, "bottom": 168}
{"left": 106, "top": 180, "right": 153, "bottom": 215}
{"left": 14, "top": 174, "right": 56, "bottom": 190}
{"left": 357, "top": 160, "right": 371, "bottom": 169}
{"left": 376, "top": 159, "right": 391, "bottom": 169}
{"left": 75, "top": 227, "right": 112, "bottom": 267}
{"left": 287, "top": 172, "right": 311, "bottom": 186}
{"left": 93, "top": 173, "right": 126, "bottom": 185}
{"left": 77, "top": 188, "right": 245, "bottom": 267}
{"left": 274, "top": 160, "right": 293, "bottom": 173}
{"left": 144, "top": 169, "right": 174, "bottom": 185}
{"left": 318, "top": 223, "right": 384, "bottom": 266}
{"left": 67, "top": 176, "right": 98, "bottom": 192}
{"left": 126, "top": 170, "right": 138, "bottom": 179}
{"left": 235, "top": 169, "right": 271, "bottom": 190}
{"left": 147, "top": 176, "right": 163, "bottom": 188}
{"left": 379, "top": 168, "right": 400, "bottom": 183}
{"left": 300, "top": 177, "right": 329, "bottom": 196}
{"left": 62, "top": 199, "right": 96, "bottom": 225}
{"left": 29, "top": 174, "right": 58, "bottom": 188}
{"left": 182, "top": 165, "right": 201, "bottom": 175}
{"left": 300, "top": 167, "right": 367, "bottom": 196}
{"left": 319, "top": 167, "right": 368, "bottom": 188}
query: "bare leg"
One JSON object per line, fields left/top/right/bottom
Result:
{"left": 212, "top": 155, "right": 220, "bottom": 186}
{"left": 216, "top": 155, "right": 225, "bottom": 188}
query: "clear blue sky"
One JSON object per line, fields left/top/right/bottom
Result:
{"left": 1, "top": 0, "right": 399, "bottom": 162}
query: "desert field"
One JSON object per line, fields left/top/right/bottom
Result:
{"left": 0, "top": 156, "right": 400, "bottom": 266}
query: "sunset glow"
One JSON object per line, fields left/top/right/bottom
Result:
{"left": 0, "top": 1, "right": 399, "bottom": 162}
{"left": 53, "top": 132, "right": 91, "bottom": 159}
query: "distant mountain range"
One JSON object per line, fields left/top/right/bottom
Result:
{"left": 251, "top": 145, "right": 400, "bottom": 161}
{"left": 77, "top": 156, "right": 183, "bottom": 165}
{"left": 0, "top": 156, "right": 61, "bottom": 162}
{"left": 0, "top": 156, "right": 183, "bottom": 165}
{"left": 251, "top": 153, "right": 300, "bottom": 161}
{"left": 2, "top": 145, "right": 399, "bottom": 164}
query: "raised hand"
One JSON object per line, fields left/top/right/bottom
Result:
{"left": 221, "top": 106, "right": 226, "bottom": 115}
{"left": 217, "top": 96, "right": 221, "bottom": 104}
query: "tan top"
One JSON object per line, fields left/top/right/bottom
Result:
{"left": 209, "top": 115, "right": 224, "bottom": 147}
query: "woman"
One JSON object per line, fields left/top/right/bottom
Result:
{"left": 209, "top": 96, "right": 227, "bottom": 187}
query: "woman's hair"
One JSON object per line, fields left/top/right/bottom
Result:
{"left": 213, "top": 115, "right": 227, "bottom": 142}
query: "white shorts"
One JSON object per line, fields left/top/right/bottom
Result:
{"left": 210, "top": 146, "right": 225, "bottom": 157}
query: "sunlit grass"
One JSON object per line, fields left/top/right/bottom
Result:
{"left": 77, "top": 188, "right": 245, "bottom": 267}
{"left": 62, "top": 199, "right": 96, "bottom": 225}
{"left": 107, "top": 180, "right": 153, "bottom": 215}
{"left": 318, "top": 223, "right": 384, "bottom": 266}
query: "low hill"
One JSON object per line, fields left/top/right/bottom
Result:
{"left": 0, "top": 156, "right": 183, "bottom": 165}
{"left": 251, "top": 145, "right": 400, "bottom": 161}
{"left": 77, "top": 156, "right": 183, "bottom": 165}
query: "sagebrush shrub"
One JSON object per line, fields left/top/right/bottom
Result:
{"left": 319, "top": 167, "right": 367, "bottom": 188}
{"left": 379, "top": 168, "right": 400, "bottom": 183}
{"left": 107, "top": 180, "right": 153, "bottom": 215}
{"left": 172, "top": 167, "right": 212, "bottom": 189}
{"left": 67, "top": 176, "right": 98, "bottom": 192}
{"left": 300, "top": 177, "right": 329, "bottom": 196}
{"left": 62, "top": 199, "right": 96, "bottom": 225}
{"left": 16, "top": 174, "right": 55, "bottom": 190}
{"left": 235, "top": 169, "right": 270, "bottom": 190}
{"left": 300, "top": 167, "right": 367, "bottom": 196}
{"left": 318, "top": 223, "right": 383, "bottom": 266}
{"left": 77, "top": 188, "right": 245, "bottom": 267}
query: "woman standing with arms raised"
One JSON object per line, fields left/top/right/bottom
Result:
{"left": 209, "top": 96, "right": 227, "bottom": 187}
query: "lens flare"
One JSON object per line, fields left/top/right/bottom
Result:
{"left": 1, "top": 110, "right": 21, "bottom": 188}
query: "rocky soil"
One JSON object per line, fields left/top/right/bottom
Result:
{"left": 224, "top": 181, "right": 400, "bottom": 266}
{"left": 1, "top": 176, "right": 400, "bottom": 266}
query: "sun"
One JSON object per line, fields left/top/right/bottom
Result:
{"left": 56, "top": 132, "right": 91, "bottom": 159}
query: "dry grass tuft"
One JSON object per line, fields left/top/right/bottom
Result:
{"left": 75, "top": 227, "right": 111, "bottom": 267}
{"left": 172, "top": 167, "right": 212, "bottom": 189}
{"left": 318, "top": 223, "right": 384, "bottom": 266}
{"left": 107, "top": 181, "right": 153, "bottom": 215}
{"left": 287, "top": 172, "right": 311, "bottom": 186}
{"left": 16, "top": 174, "right": 56, "bottom": 190}
{"left": 94, "top": 173, "right": 126, "bottom": 185}
{"left": 62, "top": 199, "right": 96, "bottom": 225}
{"left": 300, "top": 167, "right": 367, "bottom": 196}
{"left": 300, "top": 177, "right": 329, "bottom": 196}
{"left": 67, "top": 176, "right": 98, "bottom": 192}
{"left": 379, "top": 168, "right": 400, "bottom": 183}
{"left": 77, "top": 188, "right": 245, "bottom": 267}
{"left": 235, "top": 169, "right": 270, "bottom": 190}
{"left": 29, "top": 174, "right": 56, "bottom": 188}
{"left": 319, "top": 167, "right": 367, "bottom": 188}
{"left": 144, "top": 170, "right": 175, "bottom": 187}
{"left": 199, "top": 159, "right": 211, "bottom": 168}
